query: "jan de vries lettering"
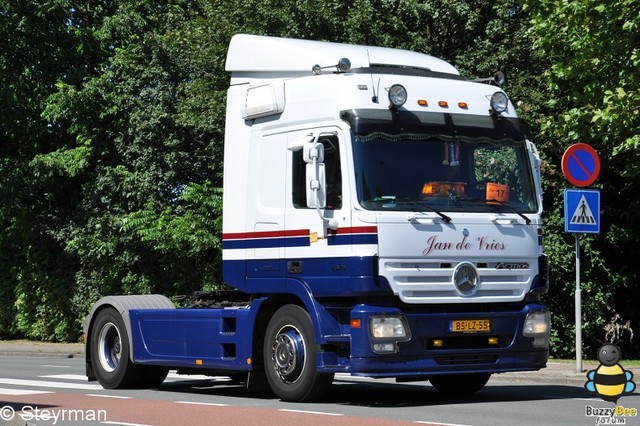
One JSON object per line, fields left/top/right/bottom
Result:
{"left": 422, "top": 235, "right": 506, "bottom": 256}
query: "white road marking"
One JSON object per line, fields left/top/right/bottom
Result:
{"left": 0, "top": 377, "right": 103, "bottom": 390}
{"left": 87, "top": 393, "right": 133, "bottom": 399}
{"left": 413, "top": 422, "right": 472, "bottom": 426}
{"left": 166, "top": 372, "right": 228, "bottom": 381}
{"left": 174, "top": 401, "right": 229, "bottom": 407}
{"left": 39, "top": 374, "right": 88, "bottom": 381}
{"left": 279, "top": 409, "right": 344, "bottom": 416}
{"left": 0, "top": 387, "right": 53, "bottom": 395}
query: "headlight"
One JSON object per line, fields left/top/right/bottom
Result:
{"left": 370, "top": 316, "right": 411, "bottom": 354}
{"left": 388, "top": 84, "right": 407, "bottom": 108}
{"left": 371, "top": 317, "right": 407, "bottom": 339}
{"left": 523, "top": 310, "right": 550, "bottom": 348}
{"left": 490, "top": 91, "right": 509, "bottom": 115}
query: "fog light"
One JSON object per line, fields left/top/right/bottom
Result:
{"left": 432, "top": 339, "right": 443, "bottom": 348}
{"left": 372, "top": 343, "right": 397, "bottom": 353}
{"left": 488, "top": 337, "right": 499, "bottom": 345}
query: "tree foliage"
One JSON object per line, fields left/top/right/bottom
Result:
{"left": 524, "top": 0, "right": 640, "bottom": 357}
{"left": 0, "top": 0, "right": 638, "bottom": 359}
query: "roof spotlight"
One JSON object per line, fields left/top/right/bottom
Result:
{"left": 490, "top": 91, "right": 509, "bottom": 115}
{"left": 388, "top": 84, "right": 407, "bottom": 109}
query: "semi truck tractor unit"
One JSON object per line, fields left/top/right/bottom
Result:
{"left": 83, "top": 34, "right": 550, "bottom": 402}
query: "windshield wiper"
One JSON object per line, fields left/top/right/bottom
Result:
{"left": 486, "top": 199, "right": 532, "bottom": 225}
{"left": 405, "top": 201, "right": 452, "bottom": 224}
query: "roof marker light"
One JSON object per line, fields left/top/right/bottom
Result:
{"left": 438, "top": 101, "right": 449, "bottom": 108}
{"left": 458, "top": 102, "right": 468, "bottom": 109}
{"left": 417, "top": 99, "right": 428, "bottom": 107}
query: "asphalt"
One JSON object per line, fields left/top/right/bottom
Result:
{"left": 2, "top": 340, "right": 634, "bottom": 387}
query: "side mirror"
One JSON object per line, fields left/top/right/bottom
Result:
{"left": 306, "top": 163, "right": 326, "bottom": 208}
{"left": 305, "top": 142, "right": 325, "bottom": 208}
{"left": 303, "top": 141, "right": 324, "bottom": 164}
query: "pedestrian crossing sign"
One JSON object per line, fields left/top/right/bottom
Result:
{"left": 564, "top": 189, "right": 600, "bottom": 234}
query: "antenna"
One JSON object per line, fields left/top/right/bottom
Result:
{"left": 367, "top": 50, "right": 379, "bottom": 103}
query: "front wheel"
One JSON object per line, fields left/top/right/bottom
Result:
{"left": 263, "top": 304, "right": 334, "bottom": 401}
{"left": 429, "top": 373, "right": 491, "bottom": 395}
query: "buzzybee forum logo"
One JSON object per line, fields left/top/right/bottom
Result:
{"left": 585, "top": 343, "right": 636, "bottom": 403}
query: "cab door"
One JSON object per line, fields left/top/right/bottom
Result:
{"left": 284, "top": 128, "right": 354, "bottom": 296}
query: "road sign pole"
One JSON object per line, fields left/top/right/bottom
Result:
{"left": 561, "top": 143, "right": 600, "bottom": 374}
{"left": 575, "top": 234, "right": 582, "bottom": 373}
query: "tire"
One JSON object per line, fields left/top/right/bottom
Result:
{"left": 140, "top": 366, "right": 169, "bottom": 388}
{"left": 90, "top": 307, "right": 146, "bottom": 389}
{"left": 429, "top": 373, "right": 491, "bottom": 395}
{"left": 263, "top": 304, "right": 334, "bottom": 401}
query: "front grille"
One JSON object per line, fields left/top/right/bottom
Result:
{"left": 381, "top": 259, "right": 534, "bottom": 304}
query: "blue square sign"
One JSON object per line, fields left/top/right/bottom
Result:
{"left": 564, "top": 189, "right": 600, "bottom": 234}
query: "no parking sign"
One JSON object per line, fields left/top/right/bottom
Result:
{"left": 561, "top": 143, "right": 600, "bottom": 187}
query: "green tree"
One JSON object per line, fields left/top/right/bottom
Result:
{"left": 525, "top": 0, "right": 640, "bottom": 357}
{"left": 3, "top": 0, "right": 638, "bottom": 356}
{"left": 40, "top": 0, "right": 226, "bottom": 324}
{"left": 0, "top": 0, "right": 88, "bottom": 340}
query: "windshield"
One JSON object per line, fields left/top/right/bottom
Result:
{"left": 342, "top": 109, "right": 538, "bottom": 214}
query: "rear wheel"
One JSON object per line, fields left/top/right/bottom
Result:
{"left": 429, "top": 373, "right": 491, "bottom": 395}
{"left": 90, "top": 308, "right": 146, "bottom": 389}
{"left": 263, "top": 304, "right": 334, "bottom": 401}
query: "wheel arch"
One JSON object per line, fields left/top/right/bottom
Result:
{"left": 249, "top": 280, "right": 342, "bottom": 370}
{"left": 84, "top": 295, "right": 175, "bottom": 371}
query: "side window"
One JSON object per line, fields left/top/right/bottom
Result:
{"left": 292, "top": 134, "right": 342, "bottom": 209}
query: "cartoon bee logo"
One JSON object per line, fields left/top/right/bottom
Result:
{"left": 585, "top": 343, "right": 636, "bottom": 403}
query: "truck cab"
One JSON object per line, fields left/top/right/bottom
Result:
{"left": 83, "top": 34, "right": 550, "bottom": 402}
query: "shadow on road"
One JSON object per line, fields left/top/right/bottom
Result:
{"left": 156, "top": 376, "right": 591, "bottom": 408}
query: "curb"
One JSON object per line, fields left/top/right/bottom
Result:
{"left": 494, "top": 364, "right": 594, "bottom": 386}
{"left": 0, "top": 341, "right": 83, "bottom": 358}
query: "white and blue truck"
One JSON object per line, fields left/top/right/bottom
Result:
{"left": 83, "top": 34, "right": 550, "bottom": 402}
